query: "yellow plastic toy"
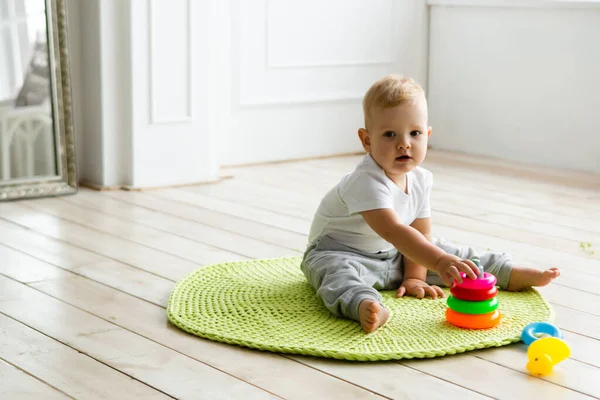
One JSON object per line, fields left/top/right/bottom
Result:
{"left": 526, "top": 337, "right": 571, "bottom": 376}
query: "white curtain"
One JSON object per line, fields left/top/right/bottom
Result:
{"left": 0, "top": 0, "right": 55, "bottom": 179}
{"left": 0, "top": 0, "right": 45, "bottom": 102}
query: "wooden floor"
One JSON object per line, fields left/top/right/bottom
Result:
{"left": 1, "top": 150, "right": 599, "bottom": 399}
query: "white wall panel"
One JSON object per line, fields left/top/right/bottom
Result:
{"left": 148, "top": 0, "right": 191, "bottom": 124}
{"left": 428, "top": 4, "right": 600, "bottom": 174}
{"left": 126, "top": 0, "right": 217, "bottom": 187}
{"left": 266, "top": 0, "right": 394, "bottom": 68}
{"left": 238, "top": 0, "right": 403, "bottom": 106}
{"left": 220, "top": 0, "right": 429, "bottom": 165}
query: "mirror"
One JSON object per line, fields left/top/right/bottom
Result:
{"left": 0, "top": 0, "right": 76, "bottom": 201}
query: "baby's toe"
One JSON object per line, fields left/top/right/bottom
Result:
{"left": 546, "top": 268, "right": 560, "bottom": 277}
{"left": 363, "top": 321, "right": 375, "bottom": 332}
{"left": 368, "top": 302, "right": 381, "bottom": 313}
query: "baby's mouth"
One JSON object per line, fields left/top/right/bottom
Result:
{"left": 395, "top": 155, "right": 412, "bottom": 161}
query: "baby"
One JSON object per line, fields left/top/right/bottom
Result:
{"left": 301, "top": 74, "right": 560, "bottom": 333}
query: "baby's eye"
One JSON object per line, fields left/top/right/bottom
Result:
{"left": 383, "top": 131, "right": 396, "bottom": 138}
{"left": 410, "top": 130, "right": 422, "bottom": 137}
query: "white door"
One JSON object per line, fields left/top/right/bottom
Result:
{"left": 128, "top": 0, "right": 220, "bottom": 187}
{"left": 210, "top": 0, "right": 429, "bottom": 166}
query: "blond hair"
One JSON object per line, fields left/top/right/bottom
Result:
{"left": 362, "top": 74, "right": 425, "bottom": 129}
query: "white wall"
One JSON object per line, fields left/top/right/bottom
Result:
{"left": 66, "top": 0, "right": 430, "bottom": 188}
{"left": 213, "top": 0, "right": 430, "bottom": 166}
{"left": 65, "top": 0, "right": 600, "bottom": 186}
{"left": 427, "top": 1, "right": 600, "bottom": 174}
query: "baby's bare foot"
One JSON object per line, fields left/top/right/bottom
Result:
{"left": 507, "top": 266, "right": 560, "bottom": 291}
{"left": 358, "top": 299, "right": 389, "bottom": 333}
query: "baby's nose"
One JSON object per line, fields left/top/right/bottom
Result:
{"left": 397, "top": 138, "right": 411, "bottom": 149}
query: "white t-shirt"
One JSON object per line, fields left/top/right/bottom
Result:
{"left": 308, "top": 154, "right": 433, "bottom": 253}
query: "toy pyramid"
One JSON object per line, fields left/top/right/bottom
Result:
{"left": 445, "top": 258, "right": 502, "bottom": 329}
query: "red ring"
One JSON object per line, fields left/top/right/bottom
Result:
{"left": 450, "top": 285, "right": 498, "bottom": 301}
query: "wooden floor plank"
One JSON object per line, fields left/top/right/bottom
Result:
{"left": 8, "top": 228, "right": 598, "bottom": 400}
{"left": 59, "top": 190, "right": 305, "bottom": 254}
{"left": 0, "top": 314, "right": 170, "bottom": 400}
{"left": 28, "top": 274, "right": 443, "bottom": 400}
{"left": 553, "top": 304, "right": 600, "bottom": 340}
{"left": 478, "top": 213, "right": 600, "bottom": 250}
{"left": 236, "top": 155, "right": 600, "bottom": 208}
{"left": 0, "top": 230, "right": 432, "bottom": 399}
{"left": 537, "top": 202, "right": 600, "bottom": 221}
{"left": 0, "top": 238, "right": 171, "bottom": 307}
{"left": 163, "top": 161, "right": 600, "bottom": 268}
{"left": 0, "top": 218, "right": 107, "bottom": 269}
{"left": 430, "top": 213, "right": 599, "bottom": 261}
{"left": 0, "top": 275, "right": 279, "bottom": 400}
{"left": 423, "top": 150, "right": 600, "bottom": 190}
{"left": 400, "top": 353, "right": 592, "bottom": 400}
{"left": 432, "top": 176, "right": 600, "bottom": 219}
{"left": 537, "top": 285, "right": 600, "bottom": 316}
{"left": 189, "top": 175, "right": 600, "bottom": 280}
{"left": 0, "top": 204, "right": 218, "bottom": 281}
{"left": 152, "top": 188, "right": 311, "bottom": 235}
{"left": 434, "top": 224, "right": 600, "bottom": 281}
{"left": 474, "top": 344, "right": 600, "bottom": 398}
{"left": 1, "top": 247, "right": 424, "bottom": 399}
{"left": 0, "top": 219, "right": 548, "bottom": 397}
{"left": 28, "top": 260, "right": 591, "bottom": 400}
{"left": 561, "top": 331, "right": 600, "bottom": 368}
{"left": 23, "top": 197, "right": 280, "bottom": 261}
{"left": 426, "top": 165, "right": 600, "bottom": 204}
{"left": 299, "top": 155, "right": 600, "bottom": 213}
{"left": 181, "top": 170, "right": 600, "bottom": 264}
{"left": 183, "top": 179, "right": 317, "bottom": 221}
{"left": 430, "top": 189, "right": 600, "bottom": 236}
{"left": 0, "top": 244, "right": 71, "bottom": 284}
{"left": 0, "top": 230, "right": 486, "bottom": 399}
{"left": 2, "top": 151, "right": 598, "bottom": 398}
{"left": 289, "top": 356, "right": 493, "bottom": 400}
{"left": 0, "top": 219, "right": 178, "bottom": 307}
{"left": 0, "top": 359, "right": 71, "bottom": 400}
{"left": 72, "top": 183, "right": 600, "bottom": 299}
{"left": 77, "top": 189, "right": 307, "bottom": 251}
{"left": 250, "top": 159, "right": 600, "bottom": 238}
{"left": 299, "top": 151, "right": 600, "bottom": 194}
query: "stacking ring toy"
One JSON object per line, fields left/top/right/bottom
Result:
{"left": 521, "top": 322, "right": 563, "bottom": 345}
{"left": 446, "top": 308, "right": 501, "bottom": 329}
{"left": 447, "top": 296, "right": 499, "bottom": 315}
{"left": 451, "top": 285, "right": 498, "bottom": 301}
{"left": 453, "top": 272, "right": 497, "bottom": 291}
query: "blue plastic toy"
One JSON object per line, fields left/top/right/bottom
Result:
{"left": 521, "top": 321, "right": 563, "bottom": 345}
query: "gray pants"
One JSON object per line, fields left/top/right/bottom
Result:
{"left": 300, "top": 235, "right": 513, "bottom": 322}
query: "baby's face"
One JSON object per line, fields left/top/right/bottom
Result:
{"left": 360, "top": 96, "right": 431, "bottom": 184}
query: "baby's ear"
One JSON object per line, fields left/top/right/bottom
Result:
{"left": 358, "top": 128, "right": 371, "bottom": 151}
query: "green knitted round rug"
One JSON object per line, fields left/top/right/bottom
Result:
{"left": 167, "top": 257, "right": 554, "bottom": 361}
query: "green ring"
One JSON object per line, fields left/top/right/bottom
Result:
{"left": 447, "top": 295, "right": 499, "bottom": 315}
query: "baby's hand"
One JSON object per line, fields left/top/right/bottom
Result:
{"left": 396, "top": 278, "right": 445, "bottom": 299}
{"left": 434, "top": 254, "right": 480, "bottom": 287}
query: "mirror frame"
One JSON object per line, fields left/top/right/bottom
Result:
{"left": 0, "top": 0, "right": 77, "bottom": 201}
